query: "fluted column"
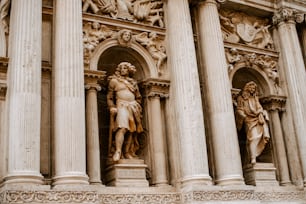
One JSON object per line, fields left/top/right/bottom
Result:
{"left": 142, "top": 79, "right": 170, "bottom": 186}
{"left": 166, "top": 0, "right": 212, "bottom": 186}
{"left": 53, "top": 0, "right": 88, "bottom": 185}
{"left": 261, "top": 96, "right": 291, "bottom": 186}
{"left": 84, "top": 69, "right": 105, "bottom": 185}
{"left": 5, "top": 0, "right": 43, "bottom": 184}
{"left": 273, "top": 9, "right": 306, "bottom": 186}
{"left": 196, "top": 0, "right": 244, "bottom": 185}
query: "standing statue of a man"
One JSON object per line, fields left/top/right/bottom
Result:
{"left": 107, "top": 62, "right": 143, "bottom": 162}
{"left": 235, "top": 81, "right": 270, "bottom": 164}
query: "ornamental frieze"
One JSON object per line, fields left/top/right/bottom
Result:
{"left": 83, "top": 21, "right": 167, "bottom": 74}
{"left": 82, "top": 0, "right": 164, "bottom": 28}
{"left": 219, "top": 10, "right": 274, "bottom": 50}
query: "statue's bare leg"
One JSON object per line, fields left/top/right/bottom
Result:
{"left": 124, "top": 132, "right": 133, "bottom": 159}
{"left": 113, "top": 128, "right": 127, "bottom": 161}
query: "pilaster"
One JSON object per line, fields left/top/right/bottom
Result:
{"left": 196, "top": 0, "right": 244, "bottom": 185}
{"left": 141, "top": 78, "right": 170, "bottom": 186}
{"left": 261, "top": 96, "right": 291, "bottom": 186}
{"left": 84, "top": 70, "right": 106, "bottom": 185}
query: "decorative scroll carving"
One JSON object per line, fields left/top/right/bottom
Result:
{"left": 82, "top": 0, "right": 164, "bottom": 28}
{"left": 273, "top": 8, "right": 305, "bottom": 25}
{"left": 0, "top": 0, "right": 10, "bottom": 57}
{"left": 1, "top": 189, "right": 306, "bottom": 203}
{"left": 219, "top": 10, "right": 274, "bottom": 50}
{"left": 225, "top": 48, "right": 279, "bottom": 88}
{"left": 135, "top": 32, "right": 166, "bottom": 75}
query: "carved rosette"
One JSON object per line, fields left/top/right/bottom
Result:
{"left": 260, "top": 96, "right": 287, "bottom": 112}
{"left": 272, "top": 8, "right": 305, "bottom": 25}
{"left": 140, "top": 78, "right": 170, "bottom": 99}
{"left": 82, "top": 0, "right": 164, "bottom": 28}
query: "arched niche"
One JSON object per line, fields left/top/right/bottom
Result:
{"left": 231, "top": 67, "right": 273, "bottom": 166}
{"left": 91, "top": 39, "right": 155, "bottom": 185}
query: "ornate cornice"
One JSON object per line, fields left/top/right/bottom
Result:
{"left": 260, "top": 95, "right": 287, "bottom": 111}
{"left": 140, "top": 78, "right": 170, "bottom": 99}
{"left": 273, "top": 8, "right": 305, "bottom": 25}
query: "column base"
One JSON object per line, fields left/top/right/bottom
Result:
{"left": 53, "top": 174, "right": 89, "bottom": 185}
{"left": 215, "top": 174, "right": 245, "bottom": 186}
{"left": 4, "top": 172, "right": 43, "bottom": 184}
{"left": 181, "top": 174, "right": 212, "bottom": 187}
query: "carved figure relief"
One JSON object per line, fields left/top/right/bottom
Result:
{"left": 82, "top": 0, "right": 164, "bottom": 28}
{"left": 82, "top": 22, "right": 167, "bottom": 74}
{"left": 135, "top": 31, "right": 166, "bottom": 75}
{"left": 219, "top": 10, "right": 274, "bottom": 50}
{"left": 107, "top": 62, "right": 143, "bottom": 162}
{"left": 0, "top": 0, "right": 10, "bottom": 57}
{"left": 83, "top": 22, "right": 114, "bottom": 66}
{"left": 235, "top": 81, "right": 270, "bottom": 164}
{"left": 225, "top": 48, "right": 280, "bottom": 90}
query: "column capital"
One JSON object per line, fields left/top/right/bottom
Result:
{"left": 84, "top": 69, "right": 106, "bottom": 84}
{"left": 273, "top": 8, "right": 305, "bottom": 26}
{"left": 192, "top": 0, "right": 227, "bottom": 6}
{"left": 140, "top": 78, "right": 170, "bottom": 99}
{"left": 260, "top": 95, "right": 287, "bottom": 112}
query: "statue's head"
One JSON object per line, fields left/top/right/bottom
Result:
{"left": 116, "top": 62, "right": 136, "bottom": 77}
{"left": 243, "top": 81, "right": 258, "bottom": 96}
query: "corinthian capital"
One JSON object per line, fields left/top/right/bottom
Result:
{"left": 273, "top": 8, "right": 305, "bottom": 25}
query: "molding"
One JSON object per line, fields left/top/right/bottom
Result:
{"left": 1, "top": 189, "right": 306, "bottom": 203}
{"left": 140, "top": 78, "right": 170, "bottom": 98}
{"left": 260, "top": 95, "right": 287, "bottom": 111}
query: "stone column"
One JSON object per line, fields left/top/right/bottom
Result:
{"left": 273, "top": 9, "right": 306, "bottom": 186}
{"left": 53, "top": 0, "right": 88, "bottom": 185}
{"left": 142, "top": 79, "right": 170, "bottom": 186}
{"left": 5, "top": 0, "right": 43, "bottom": 184}
{"left": 196, "top": 0, "right": 244, "bottom": 185}
{"left": 166, "top": 0, "right": 212, "bottom": 186}
{"left": 261, "top": 96, "right": 291, "bottom": 186}
{"left": 85, "top": 70, "right": 105, "bottom": 185}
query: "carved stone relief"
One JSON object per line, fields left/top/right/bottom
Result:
{"left": 0, "top": 0, "right": 10, "bottom": 57}
{"left": 272, "top": 8, "right": 305, "bottom": 25}
{"left": 83, "top": 21, "right": 167, "bottom": 75}
{"left": 219, "top": 10, "right": 274, "bottom": 50}
{"left": 82, "top": 0, "right": 164, "bottom": 28}
{"left": 225, "top": 48, "right": 279, "bottom": 90}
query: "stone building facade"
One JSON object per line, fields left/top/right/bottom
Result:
{"left": 0, "top": 0, "right": 306, "bottom": 203}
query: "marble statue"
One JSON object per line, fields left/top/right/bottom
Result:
{"left": 235, "top": 81, "right": 270, "bottom": 164}
{"left": 107, "top": 62, "right": 143, "bottom": 162}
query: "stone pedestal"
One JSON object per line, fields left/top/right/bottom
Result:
{"left": 105, "top": 159, "right": 149, "bottom": 187}
{"left": 243, "top": 163, "right": 279, "bottom": 186}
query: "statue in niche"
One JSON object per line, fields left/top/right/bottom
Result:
{"left": 135, "top": 32, "right": 166, "bottom": 75}
{"left": 235, "top": 81, "right": 270, "bottom": 164}
{"left": 107, "top": 62, "right": 143, "bottom": 162}
{"left": 0, "top": 0, "right": 10, "bottom": 57}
